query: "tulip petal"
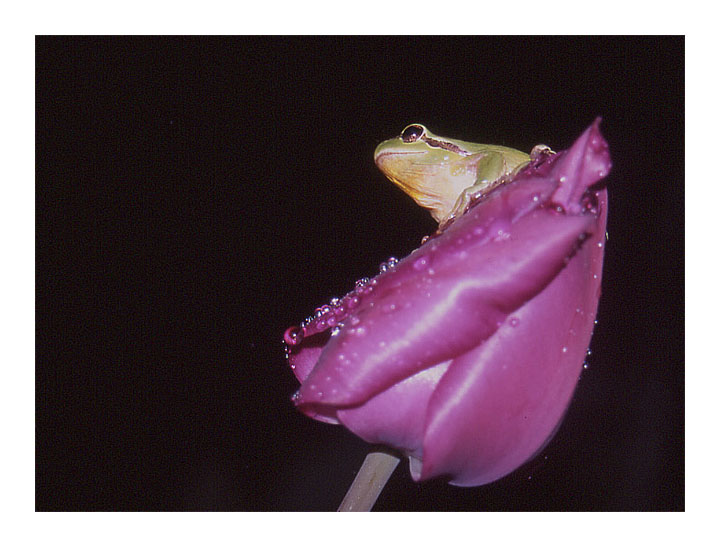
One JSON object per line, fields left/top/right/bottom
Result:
{"left": 418, "top": 190, "right": 607, "bottom": 486}
{"left": 296, "top": 208, "right": 596, "bottom": 409}
{"left": 549, "top": 118, "right": 611, "bottom": 214}
{"left": 335, "top": 359, "right": 452, "bottom": 457}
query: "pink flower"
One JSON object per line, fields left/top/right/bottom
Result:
{"left": 284, "top": 119, "right": 610, "bottom": 487}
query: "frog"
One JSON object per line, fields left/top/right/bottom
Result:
{"left": 374, "top": 123, "right": 552, "bottom": 228}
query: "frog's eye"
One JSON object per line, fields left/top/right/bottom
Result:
{"left": 401, "top": 124, "right": 426, "bottom": 143}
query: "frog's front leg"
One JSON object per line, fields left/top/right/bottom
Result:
{"left": 438, "top": 153, "right": 518, "bottom": 230}
{"left": 438, "top": 145, "right": 556, "bottom": 231}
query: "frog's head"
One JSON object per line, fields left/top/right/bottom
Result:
{"left": 374, "top": 124, "right": 484, "bottom": 222}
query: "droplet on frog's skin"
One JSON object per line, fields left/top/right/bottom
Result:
{"left": 284, "top": 325, "right": 304, "bottom": 346}
{"left": 509, "top": 317, "right": 520, "bottom": 327}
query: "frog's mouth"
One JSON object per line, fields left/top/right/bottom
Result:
{"left": 374, "top": 150, "right": 426, "bottom": 162}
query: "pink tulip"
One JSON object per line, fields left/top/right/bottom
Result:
{"left": 285, "top": 119, "right": 610, "bottom": 487}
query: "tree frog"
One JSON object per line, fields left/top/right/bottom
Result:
{"left": 374, "top": 123, "right": 551, "bottom": 228}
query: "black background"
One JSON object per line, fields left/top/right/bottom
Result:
{"left": 36, "top": 36, "right": 684, "bottom": 511}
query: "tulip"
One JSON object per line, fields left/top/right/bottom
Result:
{"left": 284, "top": 119, "right": 610, "bottom": 499}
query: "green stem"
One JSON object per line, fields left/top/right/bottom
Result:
{"left": 337, "top": 447, "right": 401, "bottom": 511}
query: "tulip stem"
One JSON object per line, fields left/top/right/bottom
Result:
{"left": 337, "top": 447, "right": 401, "bottom": 511}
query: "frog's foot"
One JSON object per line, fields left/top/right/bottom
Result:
{"left": 530, "top": 144, "right": 555, "bottom": 160}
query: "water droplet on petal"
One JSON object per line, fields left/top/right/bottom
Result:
{"left": 284, "top": 326, "right": 305, "bottom": 346}
{"left": 413, "top": 256, "right": 429, "bottom": 271}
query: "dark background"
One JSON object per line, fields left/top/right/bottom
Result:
{"left": 36, "top": 36, "right": 684, "bottom": 511}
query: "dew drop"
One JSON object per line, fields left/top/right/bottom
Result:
{"left": 561, "top": 346, "right": 568, "bottom": 353}
{"left": 413, "top": 256, "right": 429, "bottom": 271}
{"left": 509, "top": 317, "right": 520, "bottom": 327}
{"left": 283, "top": 325, "right": 305, "bottom": 346}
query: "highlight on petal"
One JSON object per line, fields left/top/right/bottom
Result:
{"left": 285, "top": 120, "right": 611, "bottom": 486}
